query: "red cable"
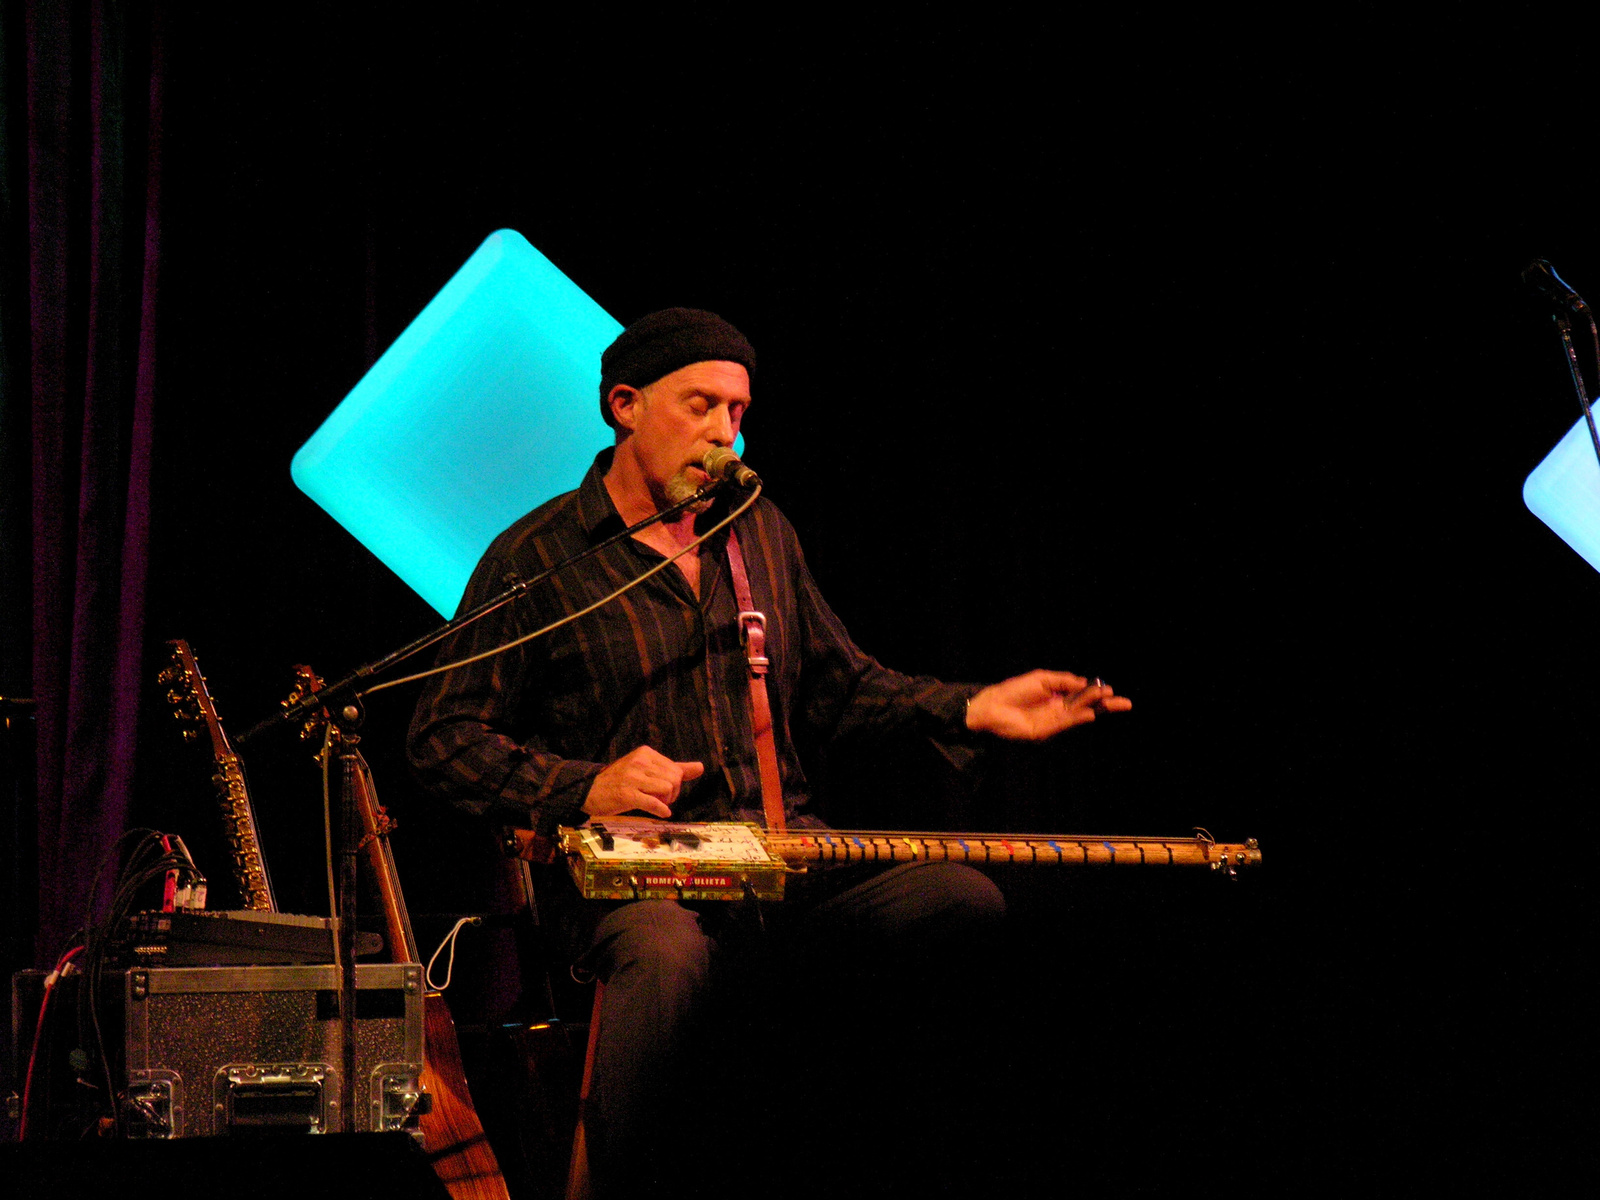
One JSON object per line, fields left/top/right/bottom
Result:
{"left": 17, "top": 945, "right": 84, "bottom": 1142}
{"left": 160, "top": 835, "right": 178, "bottom": 912}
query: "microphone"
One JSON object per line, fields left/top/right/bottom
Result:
{"left": 1523, "top": 258, "right": 1588, "bottom": 312}
{"left": 702, "top": 446, "right": 761, "bottom": 488}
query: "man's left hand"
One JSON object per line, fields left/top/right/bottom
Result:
{"left": 964, "top": 670, "right": 1132, "bottom": 741}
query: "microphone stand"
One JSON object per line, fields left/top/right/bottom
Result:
{"left": 232, "top": 475, "right": 734, "bottom": 1138}
{"left": 1525, "top": 259, "right": 1600, "bottom": 473}
{"left": 336, "top": 713, "right": 362, "bottom": 1134}
{"left": 237, "top": 477, "right": 729, "bottom": 747}
{"left": 1550, "top": 309, "right": 1600, "bottom": 475}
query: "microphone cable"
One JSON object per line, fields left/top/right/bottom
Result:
{"left": 360, "top": 484, "right": 763, "bottom": 697}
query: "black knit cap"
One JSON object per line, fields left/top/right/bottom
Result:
{"left": 598, "top": 307, "right": 756, "bottom": 427}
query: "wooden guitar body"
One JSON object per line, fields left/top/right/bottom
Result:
{"left": 340, "top": 745, "right": 510, "bottom": 1200}
{"left": 417, "top": 1000, "right": 512, "bottom": 1199}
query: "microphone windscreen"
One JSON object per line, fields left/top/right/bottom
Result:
{"left": 703, "top": 447, "right": 760, "bottom": 488}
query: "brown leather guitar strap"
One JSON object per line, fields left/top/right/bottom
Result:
{"left": 725, "top": 530, "right": 786, "bottom": 832}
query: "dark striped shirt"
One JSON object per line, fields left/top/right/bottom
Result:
{"left": 407, "top": 450, "right": 977, "bottom": 833}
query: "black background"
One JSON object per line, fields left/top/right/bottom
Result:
{"left": 125, "top": 12, "right": 1596, "bottom": 1191}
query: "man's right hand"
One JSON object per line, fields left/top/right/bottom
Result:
{"left": 582, "top": 745, "right": 705, "bottom": 819}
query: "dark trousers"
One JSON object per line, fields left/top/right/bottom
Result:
{"left": 571, "top": 860, "right": 1007, "bottom": 1197}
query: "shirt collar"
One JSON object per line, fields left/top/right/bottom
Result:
{"left": 574, "top": 448, "right": 625, "bottom": 540}
{"left": 573, "top": 445, "right": 741, "bottom": 543}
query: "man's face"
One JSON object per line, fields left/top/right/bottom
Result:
{"left": 616, "top": 360, "right": 751, "bottom": 507}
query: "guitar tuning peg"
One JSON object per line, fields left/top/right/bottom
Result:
{"left": 156, "top": 666, "right": 179, "bottom": 684}
{"left": 180, "top": 729, "right": 200, "bottom": 742}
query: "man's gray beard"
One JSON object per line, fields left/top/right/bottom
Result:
{"left": 664, "top": 466, "right": 713, "bottom": 514}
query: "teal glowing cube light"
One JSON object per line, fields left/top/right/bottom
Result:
{"left": 1524, "top": 413, "right": 1600, "bottom": 573}
{"left": 291, "top": 229, "right": 744, "bottom": 617}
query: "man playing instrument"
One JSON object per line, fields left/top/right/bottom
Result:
{"left": 408, "top": 307, "right": 1131, "bottom": 1194}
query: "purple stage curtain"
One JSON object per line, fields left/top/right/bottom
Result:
{"left": 11, "top": 2, "right": 166, "bottom": 967}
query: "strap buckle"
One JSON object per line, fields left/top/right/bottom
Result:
{"left": 737, "top": 610, "right": 770, "bottom": 671}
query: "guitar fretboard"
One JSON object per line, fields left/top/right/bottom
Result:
{"left": 162, "top": 640, "right": 276, "bottom": 911}
{"left": 766, "top": 831, "right": 1259, "bottom": 870}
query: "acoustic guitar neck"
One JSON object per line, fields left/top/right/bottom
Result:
{"left": 160, "top": 640, "right": 276, "bottom": 911}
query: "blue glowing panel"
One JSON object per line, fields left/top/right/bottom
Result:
{"left": 292, "top": 230, "right": 619, "bottom": 615}
{"left": 1524, "top": 413, "right": 1600, "bottom": 573}
{"left": 293, "top": 230, "right": 743, "bottom": 617}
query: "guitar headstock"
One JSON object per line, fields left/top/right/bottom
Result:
{"left": 159, "top": 640, "right": 231, "bottom": 756}
{"left": 284, "top": 664, "right": 332, "bottom": 745}
{"left": 160, "top": 640, "right": 276, "bottom": 912}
